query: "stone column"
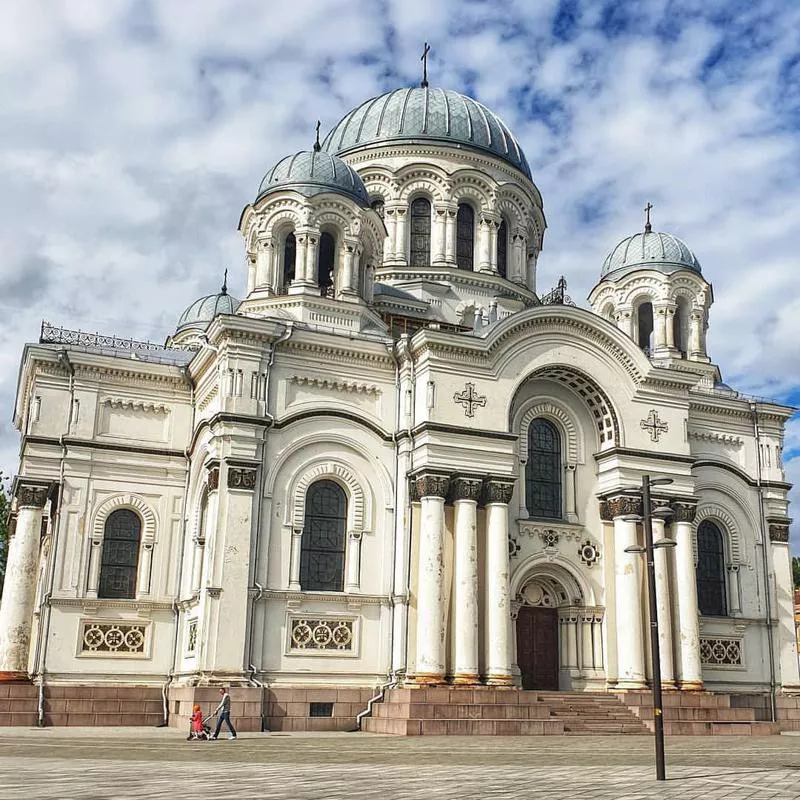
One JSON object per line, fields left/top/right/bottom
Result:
{"left": 564, "top": 465, "right": 578, "bottom": 523}
{"left": 511, "top": 234, "right": 525, "bottom": 284}
{"left": 727, "top": 565, "right": 741, "bottom": 614}
{"left": 478, "top": 217, "right": 492, "bottom": 272}
{"left": 432, "top": 206, "right": 446, "bottom": 265}
{"left": 0, "top": 482, "right": 50, "bottom": 674}
{"left": 247, "top": 255, "right": 257, "bottom": 294}
{"left": 385, "top": 208, "right": 397, "bottom": 262}
{"left": 414, "top": 472, "right": 450, "bottom": 684}
{"left": 287, "top": 233, "right": 309, "bottom": 294}
{"left": 672, "top": 501, "right": 703, "bottom": 690}
{"left": 288, "top": 527, "right": 303, "bottom": 591}
{"left": 305, "top": 233, "right": 319, "bottom": 285}
{"left": 484, "top": 478, "right": 515, "bottom": 685}
{"left": 395, "top": 209, "right": 407, "bottom": 265}
{"left": 341, "top": 244, "right": 355, "bottom": 295}
{"left": 580, "top": 612, "right": 594, "bottom": 671}
{"left": 592, "top": 611, "right": 604, "bottom": 669}
{"left": 616, "top": 305, "right": 634, "bottom": 339}
{"left": 653, "top": 303, "right": 669, "bottom": 351}
{"left": 526, "top": 250, "right": 537, "bottom": 293}
{"left": 344, "top": 531, "right": 362, "bottom": 593}
{"left": 190, "top": 534, "right": 205, "bottom": 594}
{"left": 444, "top": 208, "right": 456, "bottom": 265}
{"left": 665, "top": 304, "right": 676, "bottom": 349}
{"left": 452, "top": 477, "right": 482, "bottom": 685}
{"left": 607, "top": 495, "right": 647, "bottom": 689}
{"left": 255, "top": 240, "right": 272, "bottom": 288}
{"left": 767, "top": 519, "right": 800, "bottom": 689}
{"left": 688, "top": 310, "right": 704, "bottom": 358}
{"left": 652, "top": 515, "right": 676, "bottom": 688}
{"left": 137, "top": 542, "right": 153, "bottom": 597}
{"left": 488, "top": 220, "right": 499, "bottom": 273}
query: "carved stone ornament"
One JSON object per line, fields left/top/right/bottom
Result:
{"left": 672, "top": 501, "right": 697, "bottom": 523}
{"left": 768, "top": 521, "right": 790, "bottom": 543}
{"left": 508, "top": 534, "right": 521, "bottom": 558}
{"left": 641, "top": 409, "right": 669, "bottom": 442}
{"left": 227, "top": 467, "right": 257, "bottom": 491}
{"left": 15, "top": 484, "right": 49, "bottom": 509}
{"left": 604, "top": 495, "right": 643, "bottom": 519}
{"left": 453, "top": 382, "right": 487, "bottom": 418}
{"left": 579, "top": 540, "right": 601, "bottom": 567}
{"left": 408, "top": 479, "right": 421, "bottom": 504}
{"left": 483, "top": 479, "right": 515, "bottom": 505}
{"left": 206, "top": 465, "right": 220, "bottom": 492}
{"left": 451, "top": 477, "right": 483, "bottom": 503}
{"left": 414, "top": 473, "right": 450, "bottom": 499}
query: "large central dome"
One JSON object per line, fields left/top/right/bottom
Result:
{"left": 322, "top": 87, "right": 531, "bottom": 179}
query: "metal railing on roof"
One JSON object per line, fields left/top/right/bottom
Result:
{"left": 540, "top": 276, "right": 576, "bottom": 307}
{"left": 39, "top": 321, "right": 173, "bottom": 352}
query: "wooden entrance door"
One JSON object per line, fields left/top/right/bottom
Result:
{"left": 516, "top": 606, "right": 558, "bottom": 690}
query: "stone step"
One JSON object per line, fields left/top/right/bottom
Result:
{"left": 628, "top": 705, "right": 757, "bottom": 723}
{"left": 653, "top": 721, "right": 781, "bottom": 736}
{"left": 373, "top": 702, "right": 551, "bottom": 720}
{"left": 361, "top": 716, "right": 566, "bottom": 736}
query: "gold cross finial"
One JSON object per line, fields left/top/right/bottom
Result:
{"left": 421, "top": 42, "right": 431, "bottom": 88}
{"left": 644, "top": 201, "right": 653, "bottom": 233}
{"left": 221, "top": 268, "right": 228, "bottom": 295}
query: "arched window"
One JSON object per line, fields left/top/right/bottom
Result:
{"left": 497, "top": 219, "right": 508, "bottom": 278}
{"left": 283, "top": 232, "right": 296, "bottom": 289}
{"left": 98, "top": 509, "right": 141, "bottom": 599}
{"left": 673, "top": 298, "right": 689, "bottom": 357}
{"left": 697, "top": 521, "right": 727, "bottom": 616}
{"left": 456, "top": 204, "right": 475, "bottom": 270}
{"left": 525, "top": 419, "right": 562, "bottom": 519}
{"left": 300, "top": 480, "right": 347, "bottom": 592}
{"left": 409, "top": 198, "right": 431, "bottom": 266}
{"left": 370, "top": 198, "right": 385, "bottom": 219}
{"left": 318, "top": 232, "right": 335, "bottom": 295}
{"left": 637, "top": 301, "right": 654, "bottom": 354}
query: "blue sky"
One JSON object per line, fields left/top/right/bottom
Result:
{"left": 1, "top": 0, "right": 799, "bottom": 542}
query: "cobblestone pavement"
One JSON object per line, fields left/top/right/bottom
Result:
{"left": 2, "top": 727, "right": 800, "bottom": 799}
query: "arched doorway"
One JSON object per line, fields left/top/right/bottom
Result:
{"left": 515, "top": 577, "right": 565, "bottom": 690}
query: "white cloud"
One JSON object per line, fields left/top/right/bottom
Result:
{"left": 1, "top": 0, "right": 800, "bottom": 537}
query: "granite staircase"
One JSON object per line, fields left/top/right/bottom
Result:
{"left": 361, "top": 687, "right": 650, "bottom": 736}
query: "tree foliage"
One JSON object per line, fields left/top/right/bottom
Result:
{"left": 793, "top": 556, "right": 800, "bottom": 591}
{"left": 0, "top": 471, "right": 10, "bottom": 597}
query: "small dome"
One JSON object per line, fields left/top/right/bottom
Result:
{"left": 322, "top": 87, "right": 531, "bottom": 179}
{"left": 601, "top": 230, "right": 701, "bottom": 280}
{"left": 256, "top": 149, "right": 369, "bottom": 206}
{"left": 177, "top": 289, "right": 240, "bottom": 331}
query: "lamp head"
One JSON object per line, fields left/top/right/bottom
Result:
{"left": 624, "top": 545, "right": 646, "bottom": 554}
{"left": 649, "top": 477, "right": 674, "bottom": 487}
{"left": 653, "top": 539, "right": 677, "bottom": 550}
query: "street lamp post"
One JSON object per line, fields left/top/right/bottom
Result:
{"left": 623, "top": 474, "right": 676, "bottom": 782}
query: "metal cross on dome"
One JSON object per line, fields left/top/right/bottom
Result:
{"left": 454, "top": 382, "right": 486, "bottom": 418}
{"left": 421, "top": 42, "right": 431, "bottom": 88}
{"left": 641, "top": 409, "right": 668, "bottom": 442}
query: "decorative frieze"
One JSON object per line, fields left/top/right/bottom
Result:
{"left": 603, "top": 495, "right": 643, "bottom": 519}
{"left": 672, "top": 501, "right": 697, "bottom": 523}
{"left": 15, "top": 483, "right": 49, "bottom": 509}
{"left": 414, "top": 473, "right": 450, "bottom": 499}
{"left": 699, "top": 637, "right": 743, "bottom": 667}
{"left": 79, "top": 620, "right": 148, "bottom": 657}
{"left": 227, "top": 465, "right": 257, "bottom": 490}
{"left": 206, "top": 464, "right": 220, "bottom": 491}
{"left": 186, "top": 620, "right": 198, "bottom": 654}
{"left": 408, "top": 479, "right": 421, "bottom": 504}
{"left": 288, "top": 617, "right": 356, "bottom": 654}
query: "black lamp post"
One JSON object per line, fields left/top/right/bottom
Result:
{"left": 623, "top": 474, "right": 676, "bottom": 782}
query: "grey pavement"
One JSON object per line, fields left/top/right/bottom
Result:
{"left": 1, "top": 727, "right": 800, "bottom": 799}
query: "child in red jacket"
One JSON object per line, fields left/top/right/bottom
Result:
{"left": 188, "top": 704, "right": 208, "bottom": 741}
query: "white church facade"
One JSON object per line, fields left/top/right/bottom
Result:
{"left": 1, "top": 81, "right": 798, "bottom": 733}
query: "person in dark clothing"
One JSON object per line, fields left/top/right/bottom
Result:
{"left": 211, "top": 687, "right": 237, "bottom": 740}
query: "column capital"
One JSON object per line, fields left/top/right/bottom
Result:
{"left": 205, "top": 462, "right": 220, "bottom": 491}
{"left": 414, "top": 472, "right": 450, "bottom": 499}
{"left": 14, "top": 481, "right": 50, "bottom": 509}
{"left": 602, "top": 494, "right": 642, "bottom": 520}
{"left": 226, "top": 462, "right": 259, "bottom": 491}
{"left": 483, "top": 477, "right": 515, "bottom": 505}
{"left": 767, "top": 517, "right": 791, "bottom": 543}
{"left": 671, "top": 500, "right": 697, "bottom": 523}
{"left": 408, "top": 478, "right": 421, "bottom": 504}
{"left": 451, "top": 476, "right": 483, "bottom": 503}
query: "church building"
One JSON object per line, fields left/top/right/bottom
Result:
{"left": 1, "top": 76, "right": 798, "bottom": 734}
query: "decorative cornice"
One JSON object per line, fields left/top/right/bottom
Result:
{"left": 256, "top": 589, "right": 391, "bottom": 606}
{"left": 50, "top": 597, "right": 173, "bottom": 611}
{"left": 288, "top": 375, "right": 382, "bottom": 396}
{"left": 687, "top": 429, "right": 743, "bottom": 446}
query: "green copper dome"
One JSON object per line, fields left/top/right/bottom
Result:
{"left": 601, "top": 229, "right": 701, "bottom": 281}
{"left": 257, "top": 150, "right": 369, "bottom": 206}
{"left": 322, "top": 87, "right": 531, "bottom": 179}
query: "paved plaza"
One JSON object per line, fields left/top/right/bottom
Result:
{"left": 2, "top": 727, "right": 800, "bottom": 799}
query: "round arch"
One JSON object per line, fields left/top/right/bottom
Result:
{"left": 92, "top": 494, "right": 157, "bottom": 545}
{"left": 694, "top": 502, "right": 742, "bottom": 565}
{"left": 511, "top": 554, "right": 594, "bottom": 606}
{"left": 515, "top": 396, "right": 584, "bottom": 465}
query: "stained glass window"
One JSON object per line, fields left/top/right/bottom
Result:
{"left": 456, "top": 204, "right": 475, "bottom": 270}
{"left": 283, "top": 232, "right": 296, "bottom": 288}
{"left": 300, "top": 480, "right": 347, "bottom": 592}
{"left": 697, "top": 521, "right": 727, "bottom": 616}
{"left": 98, "top": 509, "right": 141, "bottom": 599}
{"left": 497, "top": 219, "right": 508, "bottom": 278}
{"left": 526, "top": 419, "right": 562, "bottom": 519}
{"left": 409, "top": 198, "right": 431, "bottom": 266}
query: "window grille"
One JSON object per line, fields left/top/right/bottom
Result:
{"left": 409, "top": 198, "right": 431, "bottom": 266}
{"left": 697, "top": 520, "right": 727, "bottom": 616}
{"left": 525, "top": 419, "right": 562, "bottom": 519}
{"left": 456, "top": 204, "right": 474, "bottom": 270}
{"left": 309, "top": 702, "right": 334, "bottom": 717}
{"left": 98, "top": 509, "right": 141, "bottom": 599}
{"left": 497, "top": 219, "right": 508, "bottom": 278}
{"left": 300, "top": 480, "right": 347, "bottom": 592}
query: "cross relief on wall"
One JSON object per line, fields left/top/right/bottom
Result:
{"left": 453, "top": 382, "right": 487, "bottom": 417}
